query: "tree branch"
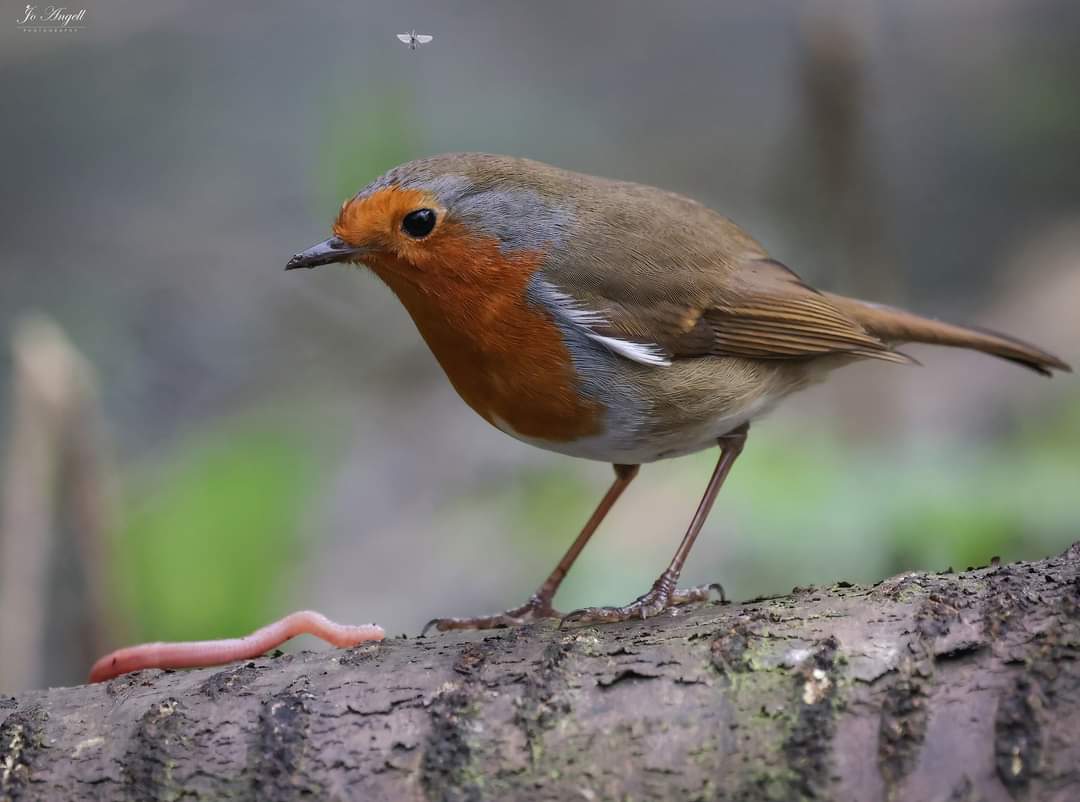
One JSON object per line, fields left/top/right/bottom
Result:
{"left": 3, "top": 544, "right": 1079, "bottom": 801}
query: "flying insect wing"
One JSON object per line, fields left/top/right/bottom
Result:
{"left": 415, "top": 35, "right": 433, "bottom": 44}
{"left": 396, "top": 33, "right": 413, "bottom": 44}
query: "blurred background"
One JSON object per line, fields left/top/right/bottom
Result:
{"left": 1, "top": 0, "right": 1078, "bottom": 693}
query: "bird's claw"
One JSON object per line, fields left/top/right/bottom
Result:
{"left": 560, "top": 582, "right": 725, "bottom": 628}
{"left": 421, "top": 595, "right": 560, "bottom": 636}
{"left": 671, "top": 582, "right": 727, "bottom": 606}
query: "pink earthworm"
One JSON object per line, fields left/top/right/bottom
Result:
{"left": 89, "top": 610, "right": 385, "bottom": 683}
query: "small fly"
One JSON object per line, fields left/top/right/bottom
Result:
{"left": 397, "top": 30, "right": 433, "bottom": 50}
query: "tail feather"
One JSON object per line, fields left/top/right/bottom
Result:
{"left": 825, "top": 294, "right": 1071, "bottom": 377}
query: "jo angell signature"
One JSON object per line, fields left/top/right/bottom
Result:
{"left": 18, "top": 5, "right": 87, "bottom": 27}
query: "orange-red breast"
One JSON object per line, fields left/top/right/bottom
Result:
{"left": 286, "top": 153, "right": 1070, "bottom": 630}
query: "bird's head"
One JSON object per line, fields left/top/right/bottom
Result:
{"left": 285, "top": 153, "right": 576, "bottom": 287}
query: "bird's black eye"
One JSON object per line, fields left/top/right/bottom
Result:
{"left": 401, "top": 208, "right": 436, "bottom": 239}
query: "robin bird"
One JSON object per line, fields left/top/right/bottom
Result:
{"left": 286, "top": 153, "right": 1070, "bottom": 632}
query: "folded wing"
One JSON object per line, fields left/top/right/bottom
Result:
{"left": 534, "top": 258, "right": 911, "bottom": 368}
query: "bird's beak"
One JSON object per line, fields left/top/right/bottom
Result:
{"left": 285, "top": 236, "right": 367, "bottom": 270}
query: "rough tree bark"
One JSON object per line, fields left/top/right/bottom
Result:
{"left": 3, "top": 544, "right": 1079, "bottom": 802}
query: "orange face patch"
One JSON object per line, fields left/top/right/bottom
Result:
{"left": 336, "top": 187, "right": 602, "bottom": 442}
{"left": 333, "top": 186, "right": 445, "bottom": 266}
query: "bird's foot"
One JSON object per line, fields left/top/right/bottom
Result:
{"left": 421, "top": 594, "right": 560, "bottom": 636}
{"left": 560, "top": 580, "right": 724, "bottom": 627}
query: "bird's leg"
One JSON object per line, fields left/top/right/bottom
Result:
{"left": 561, "top": 423, "right": 749, "bottom": 627}
{"left": 422, "top": 464, "right": 640, "bottom": 635}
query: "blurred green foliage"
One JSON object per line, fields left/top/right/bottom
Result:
{"left": 111, "top": 425, "right": 317, "bottom": 642}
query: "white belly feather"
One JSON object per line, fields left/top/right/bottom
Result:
{"left": 493, "top": 391, "right": 778, "bottom": 464}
